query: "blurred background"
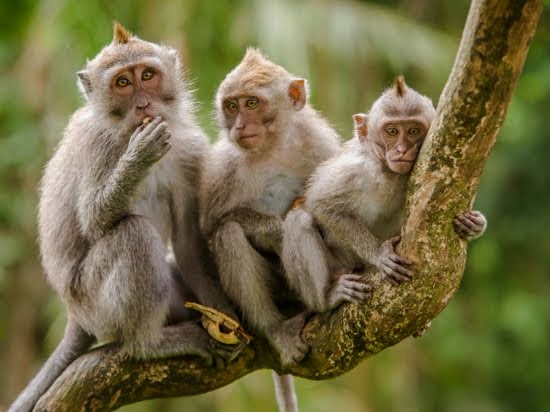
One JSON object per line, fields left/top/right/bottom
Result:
{"left": 0, "top": 0, "right": 549, "bottom": 411}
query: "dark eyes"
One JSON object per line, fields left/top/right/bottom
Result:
{"left": 246, "top": 97, "right": 259, "bottom": 109}
{"left": 408, "top": 127, "right": 421, "bottom": 136}
{"left": 385, "top": 127, "right": 399, "bottom": 137}
{"left": 226, "top": 101, "right": 238, "bottom": 112}
{"left": 142, "top": 70, "right": 154, "bottom": 80}
{"left": 116, "top": 77, "right": 130, "bottom": 88}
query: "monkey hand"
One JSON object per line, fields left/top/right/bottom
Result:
{"left": 326, "top": 274, "right": 373, "bottom": 309}
{"left": 127, "top": 116, "right": 171, "bottom": 165}
{"left": 376, "top": 236, "right": 414, "bottom": 286}
{"left": 270, "top": 313, "right": 310, "bottom": 366}
{"left": 454, "top": 210, "right": 487, "bottom": 241}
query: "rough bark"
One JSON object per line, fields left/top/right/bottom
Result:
{"left": 34, "top": 0, "right": 542, "bottom": 410}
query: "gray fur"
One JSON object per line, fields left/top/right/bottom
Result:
{"left": 10, "top": 30, "right": 235, "bottom": 412}
{"left": 199, "top": 58, "right": 341, "bottom": 368}
{"left": 281, "top": 78, "right": 487, "bottom": 314}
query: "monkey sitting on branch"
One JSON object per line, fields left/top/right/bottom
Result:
{"left": 199, "top": 48, "right": 357, "bottom": 411}
{"left": 9, "top": 23, "right": 241, "bottom": 412}
{"left": 282, "top": 76, "right": 487, "bottom": 316}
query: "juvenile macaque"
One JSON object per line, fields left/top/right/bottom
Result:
{"left": 199, "top": 49, "right": 342, "bottom": 364}
{"left": 9, "top": 23, "right": 238, "bottom": 412}
{"left": 282, "top": 76, "right": 487, "bottom": 313}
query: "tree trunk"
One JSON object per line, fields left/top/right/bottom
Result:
{"left": 34, "top": 0, "right": 542, "bottom": 410}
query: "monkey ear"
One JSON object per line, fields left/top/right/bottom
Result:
{"left": 77, "top": 70, "right": 92, "bottom": 100}
{"left": 353, "top": 113, "right": 369, "bottom": 142}
{"left": 288, "top": 79, "right": 307, "bottom": 111}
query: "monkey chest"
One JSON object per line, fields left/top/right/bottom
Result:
{"left": 356, "top": 185, "right": 406, "bottom": 239}
{"left": 133, "top": 164, "right": 175, "bottom": 242}
{"left": 252, "top": 174, "right": 304, "bottom": 216}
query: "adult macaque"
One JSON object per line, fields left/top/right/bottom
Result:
{"left": 199, "top": 48, "right": 342, "bottom": 411}
{"left": 282, "top": 76, "right": 487, "bottom": 313}
{"left": 9, "top": 23, "right": 237, "bottom": 412}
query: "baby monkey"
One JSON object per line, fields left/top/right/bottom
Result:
{"left": 282, "top": 76, "right": 487, "bottom": 313}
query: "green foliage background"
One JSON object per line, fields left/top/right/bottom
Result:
{"left": 0, "top": 1, "right": 548, "bottom": 411}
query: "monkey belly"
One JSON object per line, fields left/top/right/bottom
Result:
{"left": 253, "top": 174, "right": 304, "bottom": 216}
{"left": 73, "top": 215, "right": 172, "bottom": 352}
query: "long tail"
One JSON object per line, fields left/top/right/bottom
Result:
{"left": 272, "top": 372, "right": 298, "bottom": 412}
{"left": 8, "top": 319, "right": 94, "bottom": 412}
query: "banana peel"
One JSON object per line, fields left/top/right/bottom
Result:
{"left": 185, "top": 302, "right": 252, "bottom": 345}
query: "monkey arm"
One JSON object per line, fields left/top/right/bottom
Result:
{"left": 314, "top": 206, "right": 383, "bottom": 266}
{"left": 219, "top": 207, "right": 284, "bottom": 254}
{"left": 210, "top": 221, "right": 285, "bottom": 332}
{"left": 78, "top": 152, "right": 149, "bottom": 241}
{"left": 171, "top": 194, "right": 239, "bottom": 320}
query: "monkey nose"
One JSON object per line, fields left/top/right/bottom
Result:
{"left": 137, "top": 102, "right": 150, "bottom": 110}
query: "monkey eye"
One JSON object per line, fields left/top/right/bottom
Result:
{"left": 246, "top": 97, "right": 259, "bottom": 109}
{"left": 408, "top": 127, "right": 421, "bottom": 136}
{"left": 226, "top": 100, "right": 238, "bottom": 113}
{"left": 116, "top": 77, "right": 131, "bottom": 88}
{"left": 385, "top": 127, "right": 399, "bottom": 137}
{"left": 142, "top": 70, "right": 155, "bottom": 81}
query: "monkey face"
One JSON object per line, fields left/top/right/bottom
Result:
{"left": 105, "top": 62, "right": 174, "bottom": 127}
{"left": 222, "top": 96, "right": 276, "bottom": 150}
{"left": 381, "top": 121, "right": 428, "bottom": 174}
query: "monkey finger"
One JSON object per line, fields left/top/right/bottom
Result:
{"left": 157, "top": 130, "right": 172, "bottom": 141}
{"left": 148, "top": 121, "right": 168, "bottom": 139}
{"left": 388, "top": 253, "right": 413, "bottom": 266}
{"left": 142, "top": 116, "right": 163, "bottom": 133}
{"left": 454, "top": 218, "right": 473, "bottom": 234}
{"left": 384, "top": 259, "right": 414, "bottom": 278}
{"left": 383, "top": 263, "right": 412, "bottom": 284}
{"left": 343, "top": 288, "right": 371, "bottom": 302}
{"left": 382, "top": 268, "right": 401, "bottom": 286}
{"left": 339, "top": 273, "right": 366, "bottom": 282}
{"left": 389, "top": 236, "right": 401, "bottom": 247}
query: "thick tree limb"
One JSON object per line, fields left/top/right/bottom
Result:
{"left": 34, "top": 0, "right": 542, "bottom": 410}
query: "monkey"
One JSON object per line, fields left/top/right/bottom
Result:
{"left": 9, "top": 23, "right": 239, "bottom": 412}
{"left": 198, "top": 48, "right": 343, "bottom": 411}
{"left": 281, "top": 76, "right": 487, "bottom": 315}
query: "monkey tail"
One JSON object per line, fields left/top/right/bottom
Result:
{"left": 272, "top": 372, "right": 299, "bottom": 412}
{"left": 8, "top": 319, "right": 95, "bottom": 412}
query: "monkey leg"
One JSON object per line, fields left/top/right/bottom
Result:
{"left": 282, "top": 209, "right": 371, "bottom": 312}
{"left": 212, "top": 221, "right": 309, "bottom": 365}
{"left": 78, "top": 215, "right": 219, "bottom": 363}
{"left": 8, "top": 320, "right": 95, "bottom": 412}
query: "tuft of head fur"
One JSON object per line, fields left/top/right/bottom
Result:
{"left": 216, "top": 48, "right": 293, "bottom": 101}
{"left": 367, "top": 75, "right": 436, "bottom": 129}
{"left": 113, "top": 21, "right": 132, "bottom": 44}
{"left": 393, "top": 75, "right": 407, "bottom": 97}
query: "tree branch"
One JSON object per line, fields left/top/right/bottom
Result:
{"left": 34, "top": 0, "right": 543, "bottom": 410}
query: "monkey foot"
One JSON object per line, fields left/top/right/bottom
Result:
{"left": 270, "top": 313, "right": 311, "bottom": 366}
{"left": 327, "top": 274, "right": 373, "bottom": 309}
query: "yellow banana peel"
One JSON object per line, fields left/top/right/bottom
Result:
{"left": 185, "top": 302, "right": 252, "bottom": 345}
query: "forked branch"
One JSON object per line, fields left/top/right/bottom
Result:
{"left": 34, "top": 0, "right": 542, "bottom": 410}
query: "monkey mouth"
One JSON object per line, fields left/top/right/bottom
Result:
{"left": 237, "top": 134, "right": 260, "bottom": 147}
